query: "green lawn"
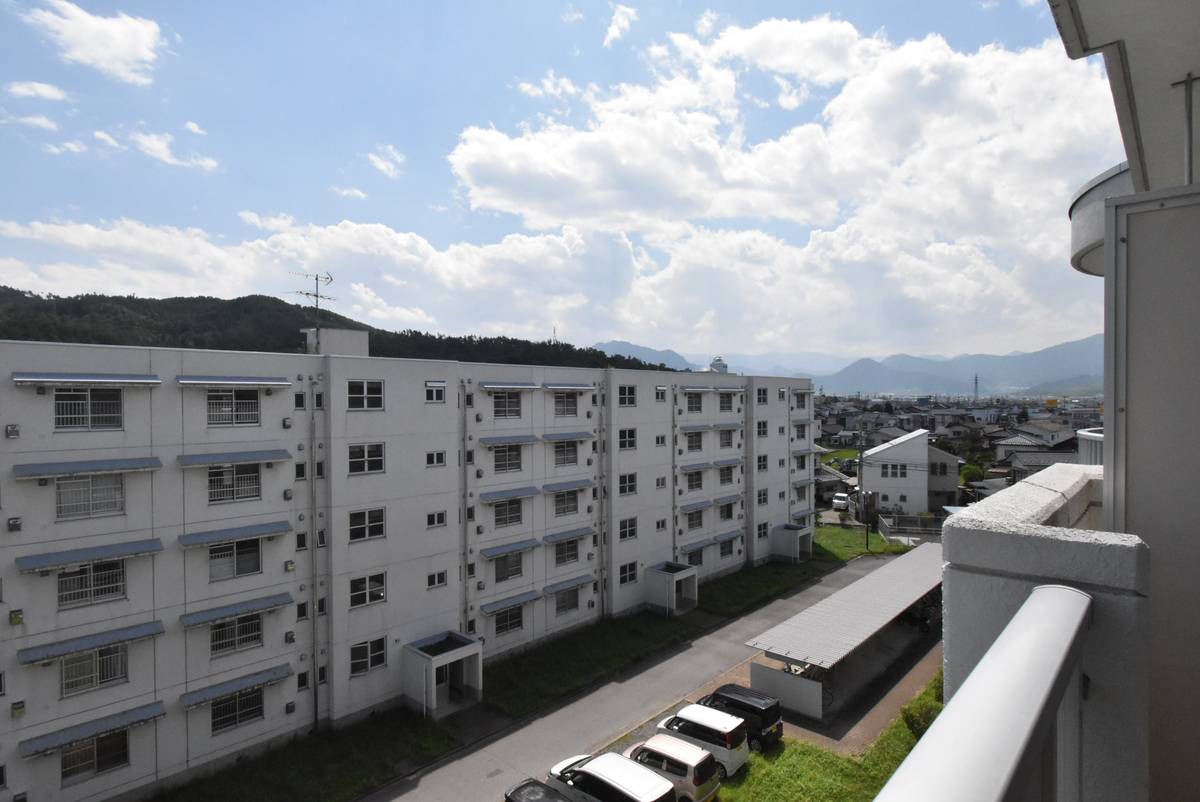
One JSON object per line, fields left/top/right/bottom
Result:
{"left": 821, "top": 448, "right": 858, "bottom": 464}
{"left": 814, "top": 525, "right": 909, "bottom": 563}
{"left": 719, "top": 669, "right": 944, "bottom": 802}
{"left": 150, "top": 708, "right": 457, "bottom": 802}
{"left": 697, "top": 561, "right": 826, "bottom": 617}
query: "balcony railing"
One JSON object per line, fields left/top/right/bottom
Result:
{"left": 207, "top": 399, "right": 260, "bottom": 426}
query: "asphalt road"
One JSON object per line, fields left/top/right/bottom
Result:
{"left": 364, "top": 555, "right": 895, "bottom": 802}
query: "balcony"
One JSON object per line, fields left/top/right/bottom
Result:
{"left": 1068, "top": 162, "right": 1132, "bottom": 276}
{"left": 879, "top": 463, "right": 1149, "bottom": 802}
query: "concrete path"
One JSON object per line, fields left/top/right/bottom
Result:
{"left": 364, "top": 554, "right": 897, "bottom": 802}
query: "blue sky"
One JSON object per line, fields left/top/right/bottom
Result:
{"left": 0, "top": 1, "right": 1125, "bottom": 357}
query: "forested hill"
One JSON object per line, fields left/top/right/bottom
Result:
{"left": 0, "top": 287, "right": 672, "bottom": 371}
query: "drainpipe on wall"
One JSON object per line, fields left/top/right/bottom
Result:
{"left": 307, "top": 372, "right": 320, "bottom": 732}
{"left": 459, "top": 378, "right": 471, "bottom": 634}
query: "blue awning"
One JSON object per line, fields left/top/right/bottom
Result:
{"left": 712, "top": 457, "right": 742, "bottom": 467}
{"left": 16, "top": 538, "right": 163, "bottom": 573}
{"left": 176, "top": 375, "right": 292, "bottom": 387}
{"left": 19, "top": 701, "right": 166, "bottom": 757}
{"left": 179, "top": 520, "right": 291, "bottom": 548}
{"left": 713, "top": 494, "right": 741, "bottom": 506}
{"left": 18, "top": 621, "right": 165, "bottom": 664}
{"left": 479, "top": 539, "right": 540, "bottom": 559}
{"left": 542, "top": 383, "right": 593, "bottom": 391}
{"left": 791, "top": 446, "right": 815, "bottom": 455}
{"left": 542, "top": 478, "right": 593, "bottom": 493}
{"left": 713, "top": 422, "right": 743, "bottom": 431}
{"left": 180, "top": 663, "right": 293, "bottom": 709}
{"left": 479, "top": 486, "right": 539, "bottom": 503}
{"left": 180, "top": 592, "right": 294, "bottom": 628}
{"left": 791, "top": 510, "right": 810, "bottom": 521}
{"left": 714, "top": 530, "right": 741, "bottom": 543}
{"left": 480, "top": 590, "right": 540, "bottom": 615}
{"left": 177, "top": 449, "right": 292, "bottom": 467}
{"left": 680, "top": 386, "right": 715, "bottom": 392}
{"left": 544, "top": 574, "right": 593, "bottom": 595}
{"left": 478, "top": 434, "right": 538, "bottom": 446}
{"left": 12, "top": 371, "right": 162, "bottom": 387}
{"left": 679, "top": 424, "right": 711, "bottom": 433}
{"left": 14, "top": 456, "right": 162, "bottom": 480}
{"left": 543, "top": 527, "right": 593, "bottom": 544}
{"left": 715, "top": 387, "right": 741, "bottom": 393}
{"left": 479, "top": 381, "right": 539, "bottom": 391}
{"left": 541, "top": 431, "right": 595, "bottom": 442}
{"left": 679, "top": 462, "right": 711, "bottom": 473}
{"left": 679, "top": 500, "right": 713, "bottom": 513}
{"left": 680, "top": 540, "right": 708, "bottom": 554}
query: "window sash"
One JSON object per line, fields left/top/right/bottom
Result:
{"left": 495, "top": 606, "right": 523, "bottom": 634}
{"left": 494, "top": 499, "right": 522, "bottom": 527}
{"left": 62, "top": 730, "right": 128, "bottom": 781}
{"left": 554, "top": 540, "right": 579, "bottom": 565}
{"left": 687, "top": 472, "right": 703, "bottom": 491}
{"left": 686, "top": 432, "right": 702, "bottom": 451}
{"left": 56, "top": 473, "right": 124, "bottom": 520}
{"left": 58, "top": 560, "right": 126, "bottom": 608}
{"left": 350, "top": 573, "right": 387, "bottom": 607}
{"left": 54, "top": 388, "right": 123, "bottom": 430}
{"left": 619, "top": 518, "right": 637, "bottom": 540}
{"left": 349, "top": 507, "right": 386, "bottom": 540}
{"left": 210, "top": 613, "right": 263, "bottom": 655}
{"left": 618, "top": 386, "right": 636, "bottom": 407}
{"left": 687, "top": 510, "right": 703, "bottom": 530}
{"left": 206, "top": 388, "right": 259, "bottom": 426}
{"left": 211, "top": 687, "right": 264, "bottom": 733}
{"left": 554, "top": 491, "right": 578, "bottom": 516}
{"left": 553, "top": 441, "right": 578, "bottom": 466}
{"left": 719, "top": 430, "right": 734, "bottom": 448}
{"left": 618, "top": 474, "right": 636, "bottom": 495}
{"left": 61, "top": 644, "right": 128, "bottom": 697}
{"left": 553, "top": 392, "right": 578, "bottom": 417}
{"left": 348, "top": 443, "right": 385, "bottom": 473}
{"left": 719, "top": 394, "right": 733, "bottom": 412}
{"left": 493, "top": 392, "right": 521, "bottom": 418}
{"left": 494, "top": 553, "right": 523, "bottom": 582}
{"left": 208, "top": 539, "right": 261, "bottom": 581}
{"left": 347, "top": 380, "right": 384, "bottom": 410}
{"left": 494, "top": 445, "right": 522, "bottom": 473}
{"left": 686, "top": 393, "right": 702, "bottom": 413}
{"left": 350, "top": 638, "right": 386, "bottom": 674}
{"left": 207, "top": 463, "right": 261, "bottom": 503}
{"left": 719, "top": 466, "right": 734, "bottom": 485}
{"left": 720, "top": 540, "right": 734, "bottom": 557}
{"left": 556, "top": 588, "right": 580, "bottom": 615}
{"left": 619, "top": 562, "right": 637, "bottom": 584}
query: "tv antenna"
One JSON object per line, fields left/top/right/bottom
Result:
{"left": 292, "top": 271, "right": 334, "bottom": 354}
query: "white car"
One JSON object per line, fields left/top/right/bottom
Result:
{"left": 832, "top": 492, "right": 850, "bottom": 510}
{"left": 547, "top": 753, "right": 676, "bottom": 802}
{"left": 656, "top": 704, "right": 749, "bottom": 779}
{"left": 624, "top": 734, "right": 720, "bottom": 802}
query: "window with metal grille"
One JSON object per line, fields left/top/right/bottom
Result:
{"left": 207, "top": 463, "right": 261, "bottom": 503}
{"left": 796, "top": 485, "right": 808, "bottom": 501}
{"left": 206, "top": 388, "right": 259, "bottom": 426}
{"left": 618, "top": 562, "right": 637, "bottom": 584}
{"left": 556, "top": 588, "right": 579, "bottom": 615}
{"left": 719, "top": 502, "right": 734, "bottom": 521}
{"left": 494, "top": 444, "right": 522, "bottom": 473}
{"left": 686, "top": 510, "right": 703, "bottom": 530}
{"left": 618, "top": 517, "right": 637, "bottom": 540}
{"left": 618, "top": 428, "right": 637, "bottom": 450}
{"left": 294, "top": 392, "right": 306, "bottom": 409}
{"left": 61, "top": 644, "right": 127, "bottom": 696}
{"left": 295, "top": 462, "right": 307, "bottom": 481}
{"left": 554, "top": 540, "right": 579, "bottom": 565}
{"left": 347, "top": 380, "right": 384, "bottom": 410}
{"left": 348, "top": 507, "right": 386, "bottom": 541}
{"left": 494, "top": 552, "right": 523, "bottom": 582}
{"left": 796, "top": 454, "right": 807, "bottom": 470}
{"left": 618, "top": 385, "right": 636, "bottom": 407}
{"left": 618, "top": 473, "right": 637, "bottom": 496}
{"left": 554, "top": 491, "right": 578, "bottom": 516}
{"left": 719, "top": 466, "right": 734, "bottom": 485}
{"left": 720, "top": 539, "right": 734, "bottom": 557}
{"left": 210, "top": 613, "right": 263, "bottom": 655}
{"left": 55, "top": 473, "right": 124, "bottom": 520}
{"left": 61, "top": 729, "right": 128, "bottom": 781}
{"left": 554, "top": 392, "right": 578, "bottom": 417}
{"left": 426, "top": 510, "right": 446, "bottom": 528}
{"left": 685, "top": 393, "right": 702, "bottom": 413}
{"left": 425, "top": 381, "right": 445, "bottom": 403}
{"left": 719, "top": 430, "right": 734, "bottom": 448}
{"left": 349, "top": 637, "right": 387, "bottom": 675}
{"left": 685, "top": 431, "right": 702, "bottom": 452}
{"left": 208, "top": 540, "right": 261, "bottom": 581}
{"left": 553, "top": 441, "right": 577, "bottom": 466}
{"left": 686, "top": 471, "right": 702, "bottom": 491}
{"left": 349, "top": 573, "right": 386, "bottom": 607}
{"left": 54, "top": 388, "right": 122, "bottom": 430}
{"left": 348, "top": 443, "right": 385, "bottom": 474}
{"left": 687, "top": 549, "right": 703, "bottom": 566}
{"left": 719, "top": 393, "right": 733, "bottom": 412}
{"left": 493, "top": 391, "right": 521, "bottom": 418}
{"left": 58, "top": 560, "right": 125, "bottom": 608}
{"left": 495, "top": 606, "right": 523, "bottom": 634}
{"left": 796, "top": 423, "right": 807, "bottom": 439}
{"left": 211, "top": 687, "right": 264, "bottom": 734}
{"left": 757, "top": 522, "right": 769, "bottom": 539}
{"left": 494, "top": 498, "right": 522, "bottom": 527}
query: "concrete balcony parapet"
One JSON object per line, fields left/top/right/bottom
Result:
{"left": 1069, "top": 162, "right": 1132, "bottom": 276}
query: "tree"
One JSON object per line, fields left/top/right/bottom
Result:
{"left": 960, "top": 464, "right": 986, "bottom": 484}
{"left": 1017, "top": 406, "right": 1030, "bottom": 423}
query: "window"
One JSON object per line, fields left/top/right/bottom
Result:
{"left": 719, "top": 429, "right": 734, "bottom": 449}
{"left": 54, "top": 388, "right": 122, "bottom": 430}
{"left": 882, "top": 494, "right": 890, "bottom": 502}
{"left": 465, "top": 392, "right": 474, "bottom": 407}
{"left": 495, "top": 606, "right": 523, "bottom": 635}
{"left": 61, "top": 729, "right": 128, "bottom": 781}
{"left": 294, "top": 462, "right": 307, "bottom": 481}
{"left": 209, "top": 539, "right": 261, "bottom": 581}
{"left": 61, "top": 644, "right": 127, "bottom": 696}
{"left": 757, "top": 489, "right": 768, "bottom": 505}
{"left": 206, "top": 388, "right": 259, "bottom": 426}
{"left": 618, "top": 473, "right": 637, "bottom": 496}
{"left": 553, "top": 392, "right": 578, "bottom": 417}
{"left": 686, "top": 431, "right": 702, "bottom": 452}
{"left": 208, "top": 463, "right": 261, "bottom": 503}
{"left": 494, "top": 498, "right": 522, "bottom": 527}
{"left": 618, "top": 385, "right": 636, "bottom": 407}
{"left": 348, "top": 443, "right": 385, "bottom": 474}
{"left": 756, "top": 420, "right": 768, "bottom": 437}
{"left": 719, "top": 393, "right": 733, "bottom": 412}
{"left": 687, "top": 549, "right": 703, "bottom": 567}
{"left": 796, "top": 455, "right": 808, "bottom": 470}
{"left": 297, "top": 601, "right": 308, "bottom": 620}
{"left": 297, "top": 671, "right": 309, "bottom": 690}
{"left": 317, "top": 529, "right": 327, "bottom": 547}
{"left": 779, "top": 490, "right": 786, "bottom": 500}
{"left": 494, "top": 444, "right": 522, "bottom": 473}
{"left": 719, "top": 502, "right": 734, "bottom": 521}
{"left": 317, "top": 597, "right": 326, "bottom": 616}
{"left": 757, "top": 455, "right": 768, "bottom": 472}
{"left": 294, "top": 392, "right": 306, "bottom": 410}
{"left": 210, "top": 613, "right": 262, "bottom": 656}
{"left": 467, "top": 618, "right": 476, "bottom": 634}
{"left": 683, "top": 507, "right": 705, "bottom": 530}
{"left": 655, "top": 434, "right": 666, "bottom": 447}
{"left": 797, "top": 392, "right": 807, "bottom": 408}
{"left": 494, "top": 552, "right": 523, "bottom": 582}
{"left": 315, "top": 460, "right": 325, "bottom": 478}
{"left": 757, "top": 522, "right": 769, "bottom": 539}
{"left": 619, "top": 517, "right": 637, "bottom": 540}
{"left": 318, "top": 665, "right": 327, "bottom": 683}
{"left": 297, "top": 530, "right": 310, "bottom": 549}
{"left": 56, "top": 473, "right": 124, "bottom": 520}
{"left": 899, "top": 494, "right": 908, "bottom": 502}
{"left": 554, "top": 491, "right": 579, "bottom": 516}
{"left": 619, "top": 561, "right": 637, "bottom": 585}
{"left": 425, "top": 381, "right": 446, "bottom": 403}
{"left": 655, "top": 386, "right": 667, "bottom": 402}
{"left": 554, "top": 441, "right": 578, "bottom": 466}
{"left": 349, "top": 508, "right": 386, "bottom": 541}
{"left": 427, "top": 510, "right": 447, "bottom": 528}
{"left": 467, "top": 562, "right": 476, "bottom": 577}
{"left": 756, "top": 387, "right": 768, "bottom": 405}
{"left": 686, "top": 393, "right": 702, "bottom": 413}
{"left": 779, "top": 388, "right": 787, "bottom": 400}
{"left": 656, "top": 476, "right": 666, "bottom": 489}
{"left": 796, "top": 423, "right": 807, "bottom": 439}
{"left": 211, "top": 685, "right": 266, "bottom": 734}
{"left": 900, "top": 464, "right": 908, "bottom": 478}
{"left": 466, "top": 449, "right": 474, "bottom": 465}
{"left": 720, "top": 539, "right": 734, "bottom": 557}
{"left": 656, "top": 518, "right": 667, "bottom": 531}
{"left": 426, "top": 450, "right": 446, "bottom": 468}
{"left": 347, "top": 380, "right": 384, "bottom": 410}
{"left": 427, "top": 570, "right": 447, "bottom": 588}
{"left": 555, "top": 539, "right": 579, "bottom": 565}
{"left": 687, "top": 471, "right": 703, "bottom": 491}
{"left": 58, "top": 560, "right": 125, "bottom": 608}
{"left": 556, "top": 588, "right": 580, "bottom": 615}
{"left": 618, "top": 428, "right": 637, "bottom": 450}
{"left": 467, "top": 505, "right": 475, "bottom": 521}
{"left": 314, "top": 392, "right": 324, "bottom": 409}
{"left": 349, "top": 573, "right": 386, "bottom": 607}
{"left": 719, "top": 466, "right": 734, "bottom": 485}
{"left": 493, "top": 391, "right": 521, "bottom": 418}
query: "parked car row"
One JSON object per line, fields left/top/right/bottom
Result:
{"left": 504, "top": 685, "right": 784, "bottom": 802}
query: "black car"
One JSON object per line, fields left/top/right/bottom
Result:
{"left": 504, "top": 778, "right": 572, "bottom": 802}
{"left": 697, "top": 684, "right": 783, "bottom": 751}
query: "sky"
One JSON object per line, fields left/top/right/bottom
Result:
{"left": 0, "top": 1, "right": 1126, "bottom": 358}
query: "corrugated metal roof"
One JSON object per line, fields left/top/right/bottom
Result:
{"left": 479, "top": 538, "right": 540, "bottom": 559}
{"left": 542, "top": 383, "right": 593, "bottom": 391}
{"left": 177, "top": 449, "right": 292, "bottom": 467}
{"left": 179, "top": 663, "right": 293, "bottom": 709}
{"left": 713, "top": 494, "right": 741, "bottom": 506}
{"left": 542, "top": 478, "right": 593, "bottom": 493}
{"left": 712, "top": 422, "right": 743, "bottom": 431}
{"left": 864, "top": 429, "right": 928, "bottom": 457}
{"left": 179, "top": 520, "right": 291, "bottom": 548}
{"left": 478, "top": 381, "right": 539, "bottom": 390}
{"left": 12, "top": 371, "right": 162, "bottom": 386}
{"left": 176, "top": 375, "right": 292, "bottom": 387}
{"left": 14, "top": 456, "right": 162, "bottom": 480}
{"left": 679, "top": 540, "right": 708, "bottom": 554}
{"left": 679, "top": 462, "right": 712, "bottom": 472}
{"left": 18, "top": 621, "right": 165, "bottom": 664}
{"left": 478, "top": 434, "right": 538, "bottom": 446}
{"left": 179, "top": 592, "right": 294, "bottom": 628}
{"left": 19, "top": 702, "right": 166, "bottom": 757}
{"left": 479, "top": 590, "right": 540, "bottom": 615}
{"left": 15, "top": 538, "right": 164, "bottom": 573}
{"left": 712, "top": 457, "right": 742, "bottom": 466}
{"left": 543, "top": 574, "right": 593, "bottom": 595}
{"left": 746, "top": 543, "right": 943, "bottom": 668}
{"left": 679, "top": 424, "right": 711, "bottom": 433}
{"left": 679, "top": 499, "right": 713, "bottom": 513}
{"left": 478, "top": 486, "right": 539, "bottom": 503}
{"left": 543, "top": 526, "right": 593, "bottom": 544}
{"left": 714, "top": 530, "right": 741, "bottom": 543}
{"left": 541, "top": 431, "right": 595, "bottom": 442}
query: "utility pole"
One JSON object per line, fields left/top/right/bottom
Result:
{"left": 292, "top": 271, "right": 334, "bottom": 353}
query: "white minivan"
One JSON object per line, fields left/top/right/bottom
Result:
{"left": 547, "top": 752, "right": 676, "bottom": 802}
{"left": 624, "top": 733, "right": 720, "bottom": 802}
{"left": 656, "top": 704, "right": 749, "bottom": 779}
{"left": 832, "top": 492, "right": 850, "bottom": 510}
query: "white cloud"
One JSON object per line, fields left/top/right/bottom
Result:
{"left": 517, "top": 70, "right": 580, "bottom": 99}
{"left": 603, "top": 5, "right": 638, "bottom": 48}
{"left": 367, "top": 144, "right": 405, "bottom": 179}
{"left": 350, "top": 283, "right": 435, "bottom": 325}
{"left": 183, "top": 121, "right": 207, "bottom": 135}
{"left": 6, "top": 81, "right": 67, "bottom": 101}
{"left": 22, "top": 0, "right": 165, "bottom": 86}
{"left": 332, "top": 186, "right": 368, "bottom": 199}
{"left": 695, "top": 10, "right": 719, "bottom": 38}
{"left": 129, "top": 131, "right": 218, "bottom": 171}
{"left": 561, "top": 4, "right": 583, "bottom": 23}
{"left": 93, "top": 130, "right": 123, "bottom": 148}
{"left": 773, "top": 76, "right": 808, "bottom": 110}
{"left": 43, "top": 140, "right": 87, "bottom": 154}
{"left": 238, "top": 211, "right": 295, "bottom": 232}
{"left": 5, "top": 114, "right": 58, "bottom": 131}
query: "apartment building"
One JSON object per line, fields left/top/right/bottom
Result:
{"left": 0, "top": 330, "right": 813, "bottom": 801}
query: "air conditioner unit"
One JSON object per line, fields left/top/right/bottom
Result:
{"left": 283, "top": 488, "right": 294, "bottom": 501}
{"left": 586, "top": 410, "right": 593, "bottom": 418}
{"left": 587, "top": 600, "right": 596, "bottom": 609}
{"left": 737, "top": 513, "right": 744, "bottom": 520}
{"left": 677, "top": 488, "right": 683, "bottom": 495}
{"left": 4, "top": 423, "right": 18, "bottom": 438}
{"left": 285, "top": 630, "right": 296, "bottom": 643}
{"left": 476, "top": 524, "right": 484, "bottom": 534}
{"left": 6, "top": 517, "right": 20, "bottom": 532}
{"left": 8, "top": 609, "right": 22, "bottom": 626}
{"left": 284, "top": 560, "right": 296, "bottom": 572}
{"left": 476, "top": 580, "right": 485, "bottom": 590}
{"left": 475, "top": 413, "right": 483, "bottom": 422}
{"left": 283, "top": 417, "right": 293, "bottom": 429}
{"left": 677, "top": 448, "right": 684, "bottom": 455}
{"left": 476, "top": 468, "right": 484, "bottom": 478}
{"left": 264, "top": 388, "right": 273, "bottom": 396}
{"left": 285, "top": 701, "right": 296, "bottom": 715}
{"left": 587, "top": 552, "right": 595, "bottom": 560}
{"left": 586, "top": 457, "right": 593, "bottom": 466}
{"left": 587, "top": 504, "right": 593, "bottom": 513}
{"left": 10, "top": 701, "right": 25, "bottom": 718}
